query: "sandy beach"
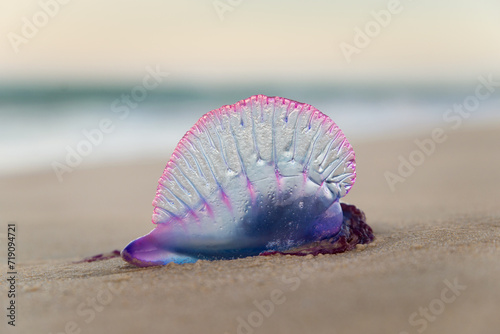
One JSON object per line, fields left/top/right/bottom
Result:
{"left": 1, "top": 123, "right": 499, "bottom": 334}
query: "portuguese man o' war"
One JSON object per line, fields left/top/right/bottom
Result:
{"left": 122, "top": 95, "right": 374, "bottom": 267}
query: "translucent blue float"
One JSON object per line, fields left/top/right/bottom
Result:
{"left": 122, "top": 95, "right": 373, "bottom": 266}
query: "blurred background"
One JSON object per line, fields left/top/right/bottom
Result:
{"left": 1, "top": 0, "right": 500, "bottom": 178}
{"left": 2, "top": 4, "right": 500, "bottom": 334}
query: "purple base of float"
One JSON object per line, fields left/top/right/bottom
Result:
{"left": 260, "top": 203, "right": 374, "bottom": 257}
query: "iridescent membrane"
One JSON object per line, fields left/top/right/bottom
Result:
{"left": 122, "top": 95, "right": 372, "bottom": 267}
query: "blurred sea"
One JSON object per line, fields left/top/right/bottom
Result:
{"left": 1, "top": 82, "right": 499, "bottom": 177}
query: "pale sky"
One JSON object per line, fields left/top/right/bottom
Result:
{"left": 1, "top": 0, "right": 500, "bottom": 84}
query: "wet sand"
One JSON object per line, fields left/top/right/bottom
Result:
{"left": 1, "top": 124, "right": 499, "bottom": 334}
